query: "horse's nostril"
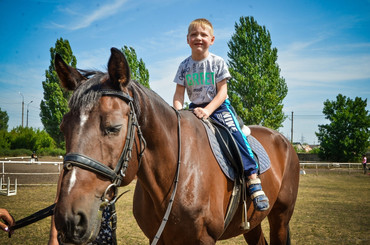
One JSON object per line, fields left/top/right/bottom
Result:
{"left": 73, "top": 212, "right": 88, "bottom": 236}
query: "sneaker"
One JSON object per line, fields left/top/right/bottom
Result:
{"left": 247, "top": 178, "right": 270, "bottom": 211}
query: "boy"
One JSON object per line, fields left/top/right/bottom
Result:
{"left": 172, "top": 18, "right": 269, "bottom": 211}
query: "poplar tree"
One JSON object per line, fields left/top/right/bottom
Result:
{"left": 40, "top": 38, "right": 76, "bottom": 148}
{"left": 227, "top": 16, "right": 287, "bottom": 129}
{"left": 121, "top": 46, "right": 150, "bottom": 88}
{"left": 0, "top": 107, "right": 9, "bottom": 131}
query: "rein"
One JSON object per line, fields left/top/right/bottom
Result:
{"left": 151, "top": 108, "right": 181, "bottom": 245}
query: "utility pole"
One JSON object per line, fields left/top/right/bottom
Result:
{"left": 26, "top": 100, "right": 33, "bottom": 127}
{"left": 291, "top": 111, "right": 294, "bottom": 143}
{"left": 19, "top": 92, "right": 24, "bottom": 127}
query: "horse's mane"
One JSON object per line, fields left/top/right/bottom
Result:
{"left": 68, "top": 70, "right": 170, "bottom": 118}
{"left": 128, "top": 81, "right": 171, "bottom": 118}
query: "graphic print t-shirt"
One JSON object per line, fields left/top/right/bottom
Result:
{"left": 173, "top": 53, "right": 231, "bottom": 105}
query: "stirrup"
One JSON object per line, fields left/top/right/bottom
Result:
{"left": 247, "top": 178, "right": 270, "bottom": 211}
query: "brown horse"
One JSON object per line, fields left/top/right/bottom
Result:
{"left": 53, "top": 48, "right": 300, "bottom": 245}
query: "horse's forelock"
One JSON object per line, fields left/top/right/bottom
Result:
{"left": 68, "top": 71, "right": 104, "bottom": 114}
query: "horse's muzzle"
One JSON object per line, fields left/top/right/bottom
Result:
{"left": 55, "top": 208, "right": 99, "bottom": 245}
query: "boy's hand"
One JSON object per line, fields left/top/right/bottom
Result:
{"left": 194, "top": 107, "right": 210, "bottom": 119}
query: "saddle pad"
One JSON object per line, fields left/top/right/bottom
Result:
{"left": 202, "top": 121, "right": 271, "bottom": 181}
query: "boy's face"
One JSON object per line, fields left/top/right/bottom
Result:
{"left": 187, "top": 25, "right": 215, "bottom": 58}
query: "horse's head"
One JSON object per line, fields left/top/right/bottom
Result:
{"left": 54, "top": 48, "right": 143, "bottom": 244}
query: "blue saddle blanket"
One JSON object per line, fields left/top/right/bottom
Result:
{"left": 202, "top": 121, "right": 271, "bottom": 181}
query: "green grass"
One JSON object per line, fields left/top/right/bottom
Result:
{"left": 1, "top": 172, "right": 369, "bottom": 244}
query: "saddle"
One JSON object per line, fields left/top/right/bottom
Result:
{"left": 207, "top": 118, "right": 245, "bottom": 182}
{"left": 202, "top": 118, "right": 271, "bottom": 232}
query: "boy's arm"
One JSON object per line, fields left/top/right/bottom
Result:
{"left": 194, "top": 79, "right": 228, "bottom": 119}
{"left": 173, "top": 84, "right": 185, "bottom": 110}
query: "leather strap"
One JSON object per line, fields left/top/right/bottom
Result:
{"left": 151, "top": 108, "right": 181, "bottom": 245}
{"left": 10, "top": 204, "right": 55, "bottom": 231}
{"left": 64, "top": 153, "right": 118, "bottom": 182}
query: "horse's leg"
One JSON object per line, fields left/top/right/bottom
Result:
{"left": 266, "top": 133, "right": 299, "bottom": 245}
{"left": 267, "top": 194, "right": 295, "bottom": 244}
{"left": 243, "top": 224, "right": 267, "bottom": 245}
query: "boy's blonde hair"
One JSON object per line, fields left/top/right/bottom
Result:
{"left": 188, "top": 18, "right": 214, "bottom": 36}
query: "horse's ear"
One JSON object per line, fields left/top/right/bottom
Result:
{"left": 108, "top": 47, "right": 131, "bottom": 88}
{"left": 54, "top": 54, "right": 85, "bottom": 91}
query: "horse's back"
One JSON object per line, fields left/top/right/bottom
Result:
{"left": 250, "top": 125, "right": 299, "bottom": 179}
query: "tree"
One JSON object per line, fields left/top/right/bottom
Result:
{"left": 121, "top": 46, "right": 150, "bottom": 88}
{"left": 9, "top": 126, "right": 37, "bottom": 150}
{"left": 316, "top": 94, "right": 370, "bottom": 162}
{"left": 6, "top": 126, "right": 56, "bottom": 152}
{"left": 227, "top": 16, "right": 287, "bottom": 129}
{"left": 40, "top": 38, "right": 76, "bottom": 148}
{"left": 0, "top": 130, "right": 10, "bottom": 150}
{"left": 0, "top": 107, "right": 9, "bottom": 131}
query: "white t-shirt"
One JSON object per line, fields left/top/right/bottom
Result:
{"left": 173, "top": 53, "right": 231, "bottom": 104}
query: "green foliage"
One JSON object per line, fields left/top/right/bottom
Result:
{"left": 227, "top": 16, "right": 288, "bottom": 129}
{"left": 316, "top": 94, "right": 370, "bottom": 162}
{"left": 40, "top": 38, "right": 76, "bottom": 148}
{"left": 310, "top": 147, "right": 321, "bottom": 154}
{"left": 34, "top": 130, "right": 56, "bottom": 150}
{"left": 0, "top": 127, "right": 61, "bottom": 156}
{"left": 0, "top": 129, "right": 10, "bottom": 149}
{"left": 0, "top": 148, "right": 32, "bottom": 157}
{"left": 37, "top": 147, "right": 65, "bottom": 156}
{"left": 121, "top": 46, "right": 150, "bottom": 88}
{"left": 0, "top": 107, "right": 9, "bottom": 131}
{"left": 8, "top": 126, "right": 37, "bottom": 150}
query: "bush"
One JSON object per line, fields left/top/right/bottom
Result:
{"left": 0, "top": 127, "right": 64, "bottom": 157}
{"left": 0, "top": 148, "right": 32, "bottom": 157}
{"left": 37, "top": 147, "right": 65, "bottom": 156}
{"left": 0, "top": 130, "right": 10, "bottom": 149}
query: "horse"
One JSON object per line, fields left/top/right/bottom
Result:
{"left": 53, "top": 47, "right": 300, "bottom": 245}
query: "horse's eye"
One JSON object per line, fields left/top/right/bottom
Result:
{"left": 104, "top": 125, "right": 122, "bottom": 136}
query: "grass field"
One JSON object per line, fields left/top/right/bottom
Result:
{"left": 0, "top": 170, "right": 369, "bottom": 244}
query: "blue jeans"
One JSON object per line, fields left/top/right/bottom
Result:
{"left": 190, "top": 99, "right": 258, "bottom": 175}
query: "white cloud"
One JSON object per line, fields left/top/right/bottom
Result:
{"left": 279, "top": 39, "right": 370, "bottom": 86}
{"left": 52, "top": 0, "right": 128, "bottom": 30}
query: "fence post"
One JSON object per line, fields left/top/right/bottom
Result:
{"left": 1, "top": 162, "right": 4, "bottom": 185}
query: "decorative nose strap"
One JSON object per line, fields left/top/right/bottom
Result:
{"left": 64, "top": 153, "right": 119, "bottom": 183}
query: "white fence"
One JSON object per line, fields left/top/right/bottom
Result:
{"left": 0, "top": 160, "right": 63, "bottom": 193}
{"left": 300, "top": 161, "right": 363, "bottom": 175}
{"left": 1, "top": 160, "right": 364, "bottom": 178}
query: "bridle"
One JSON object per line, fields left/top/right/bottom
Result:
{"left": 63, "top": 89, "right": 146, "bottom": 205}
{"left": 10, "top": 88, "right": 181, "bottom": 244}
{"left": 62, "top": 88, "right": 181, "bottom": 245}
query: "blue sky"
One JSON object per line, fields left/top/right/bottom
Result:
{"left": 0, "top": 0, "right": 369, "bottom": 144}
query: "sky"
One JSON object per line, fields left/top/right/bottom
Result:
{"left": 0, "top": 0, "right": 369, "bottom": 145}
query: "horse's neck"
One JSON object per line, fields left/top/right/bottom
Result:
{"left": 134, "top": 87, "right": 179, "bottom": 197}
